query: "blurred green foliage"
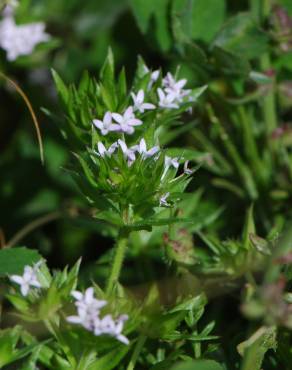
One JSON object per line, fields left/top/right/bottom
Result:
{"left": 1, "top": 0, "right": 292, "bottom": 369}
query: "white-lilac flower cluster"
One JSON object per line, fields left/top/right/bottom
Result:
{"left": 92, "top": 68, "right": 196, "bottom": 207}
{"left": 66, "top": 287, "right": 129, "bottom": 344}
{"left": 0, "top": 3, "right": 50, "bottom": 61}
{"left": 144, "top": 67, "right": 193, "bottom": 109}
{"left": 159, "top": 72, "right": 192, "bottom": 108}
{"left": 10, "top": 261, "right": 42, "bottom": 296}
{"left": 93, "top": 100, "right": 154, "bottom": 136}
{"left": 97, "top": 138, "right": 159, "bottom": 166}
{"left": 92, "top": 72, "right": 192, "bottom": 137}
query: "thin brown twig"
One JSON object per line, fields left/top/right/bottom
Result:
{"left": 0, "top": 228, "right": 6, "bottom": 248}
{"left": 0, "top": 72, "right": 44, "bottom": 164}
{"left": 5, "top": 211, "right": 62, "bottom": 248}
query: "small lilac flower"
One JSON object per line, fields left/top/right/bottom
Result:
{"left": 67, "top": 287, "right": 129, "bottom": 344}
{"left": 92, "top": 112, "right": 120, "bottom": 135}
{"left": 10, "top": 261, "right": 42, "bottom": 296}
{"left": 96, "top": 141, "right": 118, "bottom": 158}
{"left": 157, "top": 88, "right": 179, "bottom": 109}
{"left": 118, "top": 139, "right": 136, "bottom": 166}
{"left": 71, "top": 288, "right": 107, "bottom": 311}
{"left": 2, "top": 1, "right": 18, "bottom": 17}
{"left": 0, "top": 14, "right": 50, "bottom": 61}
{"left": 143, "top": 65, "right": 160, "bottom": 90}
{"left": 163, "top": 72, "right": 191, "bottom": 103}
{"left": 159, "top": 192, "right": 170, "bottom": 207}
{"left": 67, "top": 287, "right": 107, "bottom": 331}
{"left": 165, "top": 156, "right": 179, "bottom": 170}
{"left": 112, "top": 107, "right": 142, "bottom": 134}
{"left": 131, "top": 89, "right": 155, "bottom": 113}
{"left": 162, "top": 156, "right": 180, "bottom": 179}
{"left": 131, "top": 138, "right": 160, "bottom": 159}
{"left": 93, "top": 314, "right": 129, "bottom": 344}
{"left": 163, "top": 72, "right": 186, "bottom": 90}
{"left": 184, "top": 160, "right": 194, "bottom": 175}
{"left": 111, "top": 315, "right": 129, "bottom": 345}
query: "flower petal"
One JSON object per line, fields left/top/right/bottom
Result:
{"left": 112, "top": 113, "right": 123, "bottom": 124}
{"left": 92, "top": 119, "right": 103, "bottom": 130}
{"left": 10, "top": 275, "right": 24, "bottom": 285}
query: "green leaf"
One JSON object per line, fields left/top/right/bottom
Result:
{"left": 117, "top": 67, "right": 127, "bottom": 103}
{"left": 249, "top": 71, "right": 273, "bottom": 84}
{"left": 150, "top": 352, "right": 181, "bottom": 370}
{"left": 129, "top": 0, "right": 172, "bottom": 51}
{"left": 191, "top": 0, "right": 226, "bottom": 43}
{"left": 166, "top": 147, "right": 207, "bottom": 161}
{"left": 169, "top": 294, "right": 207, "bottom": 314}
{"left": 278, "top": 0, "right": 292, "bottom": 15}
{"left": 0, "top": 326, "right": 41, "bottom": 367}
{"left": 249, "top": 234, "right": 271, "bottom": 256}
{"left": 51, "top": 69, "right": 69, "bottom": 106}
{"left": 171, "top": 0, "right": 194, "bottom": 44}
{"left": 88, "top": 345, "right": 130, "bottom": 370}
{"left": 171, "top": 360, "right": 224, "bottom": 370}
{"left": 127, "top": 217, "right": 196, "bottom": 231}
{"left": 242, "top": 205, "right": 255, "bottom": 249}
{"left": 212, "top": 46, "right": 251, "bottom": 77}
{"left": 0, "top": 327, "right": 21, "bottom": 367}
{"left": 213, "top": 13, "right": 269, "bottom": 59}
{"left": 238, "top": 326, "right": 277, "bottom": 370}
{"left": 0, "top": 247, "right": 42, "bottom": 277}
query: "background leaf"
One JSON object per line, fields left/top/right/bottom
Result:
{"left": 213, "top": 13, "right": 269, "bottom": 59}
{"left": 0, "top": 247, "right": 42, "bottom": 276}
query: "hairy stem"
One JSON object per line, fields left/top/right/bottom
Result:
{"left": 106, "top": 229, "right": 129, "bottom": 295}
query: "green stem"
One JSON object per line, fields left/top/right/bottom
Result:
{"left": 106, "top": 229, "right": 129, "bottom": 295}
{"left": 126, "top": 335, "right": 146, "bottom": 370}
{"left": 260, "top": 54, "right": 277, "bottom": 137}
{"left": 193, "top": 328, "right": 201, "bottom": 358}
{"left": 237, "top": 106, "right": 264, "bottom": 183}
{"left": 257, "top": 0, "right": 278, "bottom": 148}
{"left": 262, "top": 0, "right": 271, "bottom": 19}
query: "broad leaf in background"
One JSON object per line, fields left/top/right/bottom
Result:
{"left": 129, "top": 0, "right": 172, "bottom": 51}
{"left": 190, "top": 0, "right": 226, "bottom": 43}
{"left": 0, "top": 247, "right": 41, "bottom": 276}
{"left": 213, "top": 13, "right": 269, "bottom": 59}
{"left": 279, "top": 0, "right": 292, "bottom": 15}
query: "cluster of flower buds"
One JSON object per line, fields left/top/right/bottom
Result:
{"left": 9, "top": 261, "right": 43, "bottom": 296}
{"left": 67, "top": 287, "right": 129, "bottom": 344}
{"left": 0, "top": 2, "right": 50, "bottom": 61}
